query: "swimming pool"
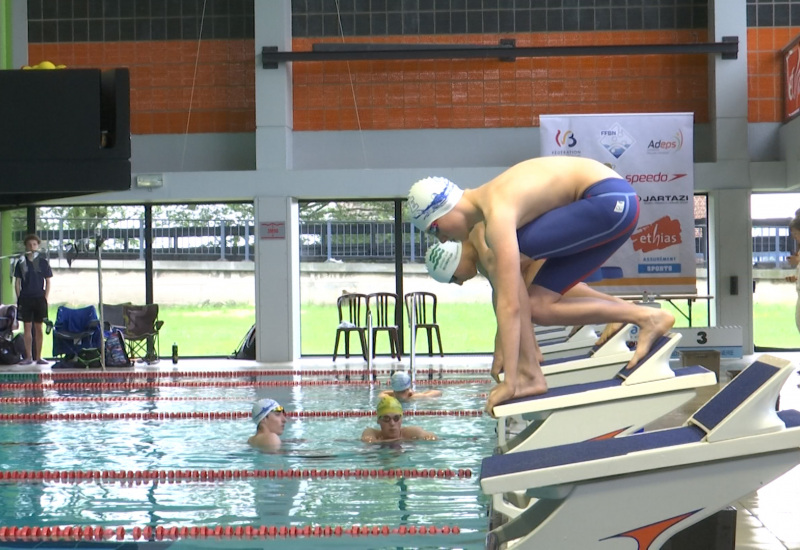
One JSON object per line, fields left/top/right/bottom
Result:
{"left": 0, "top": 367, "right": 494, "bottom": 549}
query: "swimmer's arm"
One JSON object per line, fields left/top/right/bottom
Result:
{"left": 421, "top": 389, "right": 442, "bottom": 398}
{"left": 361, "top": 428, "right": 378, "bottom": 443}
{"left": 484, "top": 214, "right": 524, "bottom": 386}
{"left": 405, "top": 426, "right": 438, "bottom": 441}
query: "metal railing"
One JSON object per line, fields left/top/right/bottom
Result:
{"left": 11, "top": 216, "right": 784, "bottom": 268}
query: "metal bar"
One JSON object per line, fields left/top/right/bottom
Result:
{"left": 262, "top": 36, "right": 738, "bottom": 68}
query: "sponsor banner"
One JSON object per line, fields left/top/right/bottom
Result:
{"left": 783, "top": 34, "right": 800, "bottom": 122}
{"left": 540, "top": 113, "right": 695, "bottom": 294}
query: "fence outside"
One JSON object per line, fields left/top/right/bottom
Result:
{"left": 11, "top": 216, "right": 788, "bottom": 268}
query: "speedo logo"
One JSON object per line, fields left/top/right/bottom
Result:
{"left": 625, "top": 173, "right": 687, "bottom": 184}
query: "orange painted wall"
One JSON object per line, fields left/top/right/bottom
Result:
{"left": 748, "top": 27, "right": 800, "bottom": 123}
{"left": 27, "top": 27, "right": 796, "bottom": 134}
{"left": 28, "top": 40, "right": 255, "bottom": 135}
{"left": 292, "top": 30, "right": 710, "bottom": 131}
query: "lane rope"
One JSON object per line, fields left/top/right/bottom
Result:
{"left": 0, "top": 523, "right": 462, "bottom": 541}
{"left": 0, "top": 378, "right": 491, "bottom": 390}
{"left": 0, "top": 367, "right": 488, "bottom": 381}
{"left": 0, "top": 409, "right": 485, "bottom": 422}
{"left": 0, "top": 467, "right": 473, "bottom": 484}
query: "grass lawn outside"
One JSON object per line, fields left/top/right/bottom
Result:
{"left": 37, "top": 297, "right": 800, "bottom": 358}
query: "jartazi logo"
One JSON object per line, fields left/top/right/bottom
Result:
{"left": 639, "top": 194, "right": 689, "bottom": 203}
{"left": 625, "top": 173, "right": 687, "bottom": 184}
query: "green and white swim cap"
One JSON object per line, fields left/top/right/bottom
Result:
{"left": 425, "top": 241, "right": 463, "bottom": 283}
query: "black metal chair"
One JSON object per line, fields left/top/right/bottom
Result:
{"left": 333, "top": 293, "right": 369, "bottom": 361}
{"left": 366, "top": 292, "right": 402, "bottom": 360}
{"left": 404, "top": 291, "right": 444, "bottom": 357}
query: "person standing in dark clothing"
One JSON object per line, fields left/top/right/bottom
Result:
{"left": 14, "top": 234, "right": 53, "bottom": 365}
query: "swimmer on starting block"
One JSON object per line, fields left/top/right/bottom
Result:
{"left": 425, "top": 230, "right": 627, "bottom": 382}
{"left": 248, "top": 398, "right": 288, "bottom": 451}
{"left": 407, "top": 156, "right": 674, "bottom": 413}
{"left": 361, "top": 396, "right": 437, "bottom": 443}
{"left": 379, "top": 371, "right": 443, "bottom": 401}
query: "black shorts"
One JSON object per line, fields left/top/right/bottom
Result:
{"left": 17, "top": 296, "right": 48, "bottom": 323}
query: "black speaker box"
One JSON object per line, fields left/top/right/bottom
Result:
{"left": 0, "top": 68, "right": 131, "bottom": 208}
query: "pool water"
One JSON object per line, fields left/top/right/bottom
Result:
{"left": 0, "top": 371, "right": 493, "bottom": 549}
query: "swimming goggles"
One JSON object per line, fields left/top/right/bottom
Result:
{"left": 379, "top": 414, "right": 402, "bottom": 423}
{"left": 427, "top": 220, "right": 440, "bottom": 236}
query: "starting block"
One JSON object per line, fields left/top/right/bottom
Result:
{"left": 538, "top": 325, "right": 602, "bottom": 360}
{"left": 540, "top": 324, "right": 635, "bottom": 389}
{"left": 495, "top": 332, "right": 717, "bottom": 455}
{"left": 481, "top": 354, "right": 799, "bottom": 550}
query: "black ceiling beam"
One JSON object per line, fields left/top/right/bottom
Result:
{"left": 262, "top": 36, "right": 738, "bottom": 69}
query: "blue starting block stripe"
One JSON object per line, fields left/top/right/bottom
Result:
{"left": 496, "top": 365, "right": 709, "bottom": 406}
{"left": 481, "top": 425, "right": 707, "bottom": 481}
{"left": 690, "top": 361, "right": 781, "bottom": 432}
{"left": 541, "top": 351, "right": 592, "bottom": 366}
{"left": 540, "top": 336, "right": 569, "bottom": 346}
{"left": 779, "top": 409, "right": 800, "bottom": 428}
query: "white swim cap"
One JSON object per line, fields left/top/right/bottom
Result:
{"left": 407, "top": 177, "right": 464, "bottom": 232}
{"left": 252, "top": 398, "right": 280, "bottom": 425}
{"left": 391, "top": 371, "right": 412, "bottom": 392}
{"left": 425, "top": 241, "right": 463, "bottom": 283}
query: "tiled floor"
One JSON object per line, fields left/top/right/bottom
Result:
{"left": 3, "top": 351, "right": 800, "bottom": 549}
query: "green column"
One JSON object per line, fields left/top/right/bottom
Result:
{"left": 0, "top": 0, "right": 16, "bottom": 303}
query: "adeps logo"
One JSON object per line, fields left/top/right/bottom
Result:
{"left": 647, "top": 130, "right": 684, "bottom": 154}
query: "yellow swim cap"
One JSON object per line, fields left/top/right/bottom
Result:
{"left": 376, "top": 395, "right": 403, "bottom": 418}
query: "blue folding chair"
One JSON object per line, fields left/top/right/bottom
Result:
{"left": 50, "top": 305, "right": 102, "bottom": 367}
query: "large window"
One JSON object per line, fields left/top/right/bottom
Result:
{"left": 298, "top": 200, "right": 495, "bottom": 357}
{"left": 13, "top": 203, "right": 255, "bottom": 359}
{"left": 752, "top": 193, "right": 800, "bottom": 350}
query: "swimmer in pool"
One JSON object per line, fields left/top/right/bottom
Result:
{"left": 248, "top": 398, "right": 288, "bottom": 451}
{"left": 408, "top": 156, "right": 674, "bottom": 413}
{"left": 379, "top": 371, "right": 442, "bottom": 401}
{"left": 361, "top": 396, "right": 437, "bottom": 443}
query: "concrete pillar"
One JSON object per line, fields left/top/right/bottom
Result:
{"left": 706, "top": 0, "right": 754, "bottom": 353}
{"left": 254, "top": 196, "right": 300, "bottom": 362}
{"left": 254, "top": 0, "right": 293, "bottom": 170}
{"left": 252, "top": 1, "right": 298, "bottom": 361}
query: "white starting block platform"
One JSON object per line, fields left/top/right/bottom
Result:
{"left": 538, "top": 325, "right": 603, "bottom": 360}
{"left": 481, "top": 354, "right": 799, "bottom": 550}
{"left": 534, "top": 324, "right": 603, "bottom": 344}
{"left": 539, "top": 323, "right": 635, "bottom": 388}
{"left": 495, "top": 332, "right": 717, "bottom": 455}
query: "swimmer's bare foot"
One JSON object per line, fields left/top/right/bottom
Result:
{"left": 626, "top": 310, "right": 675, "bottom": 369}
{"left": 595, "top": 322, "right": 624, "bottom": 347}
{"left": 486, "top": 381, "right": 516, "bottom": 417}
{"left": 485, "top": 376, "right": 547, "bottom": 417}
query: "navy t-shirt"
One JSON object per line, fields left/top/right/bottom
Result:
{"left": 14, "top": 255, "right": 53, "bottom": 298}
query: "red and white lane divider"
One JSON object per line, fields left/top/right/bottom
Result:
{"left": 0, "top": 409, "right": 485, "bottom": 422}
{"left": 0, "top": 396, "right": 236, "bottom": 403}
{"left": 0, "top": 378, "right": 490, "bottom": 390}
{"left": 0, "top": 523, "right": 462, "bottom": 541}
{"left": 23, "top": 368, "right": 486, "bottom": 380}
{"left": 0, "top": 467, "right": 473, "bottom": 483}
